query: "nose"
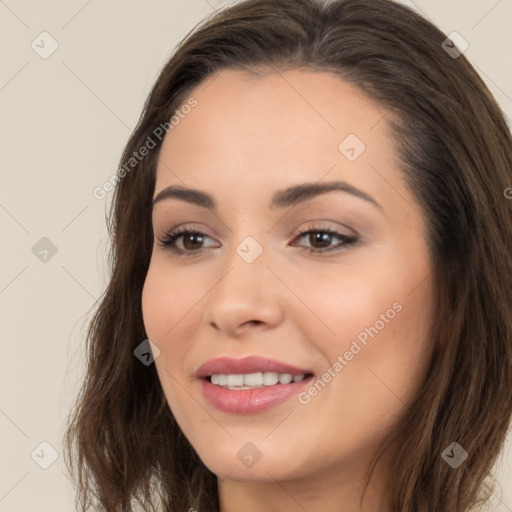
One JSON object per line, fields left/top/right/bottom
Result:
{"left": 202, "top": 239, "right": 286, "bottom": 338}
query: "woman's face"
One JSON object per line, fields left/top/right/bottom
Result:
{"left": 142, "top": 68, "right": 434, "bottom": 487}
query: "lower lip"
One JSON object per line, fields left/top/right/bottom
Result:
{"left": 199, "top": 377, "right": 313, "bottom": 414}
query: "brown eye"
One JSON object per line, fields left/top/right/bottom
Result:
{"left": 182, "top": 232, "right": 205, "bottom": 250}
{"left": 157, "top": 229, "right": 218, "bottom": 255}
{"left": 292, "top": 229, "right": 358, "bottom": 253}
{"left": 308, "top": 231, "right": 335, "bottom": 249}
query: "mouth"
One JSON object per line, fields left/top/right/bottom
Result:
{"left": 205, "top": 371, "right": 314, "bottom": 390}
{"left": 196, "top": 356, "right": 315, "bottom": 414}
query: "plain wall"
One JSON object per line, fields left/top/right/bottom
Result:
{"left": 0, "top": 0, "right": 511, "bottom": 510}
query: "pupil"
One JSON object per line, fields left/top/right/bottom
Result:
{"left": 184, "top": 233, "right": 203, "bottom": 250}
{"left": 311, "top": 232, "right": 331, "bottom": 248}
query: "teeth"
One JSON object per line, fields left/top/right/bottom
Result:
{"left": 227, "top": 374, "right": 244, "bottom": 386}
{"left": 209, "top": 372, "right": 307, "bottom": 389}
{"left": 244, "top": 372, "right": 263, "bottom": 386}
{"left": 263, "top": 372, "right": 279, "bottom": 385}
{"left": 279, "top": 373, "right": 293, "bottom": 384}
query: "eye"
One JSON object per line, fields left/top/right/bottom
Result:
{"left": 156, "top": 227, "right": 218, "bottom": 256}
{"left": 290, "top": 226, "right": 358, "bottom": 253}
{"left": 156, "top": 224, "right": 358, "bottom": 257}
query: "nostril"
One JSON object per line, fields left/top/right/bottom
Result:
{"left": 244, "top": 320, "right": 263, "bottom": 327}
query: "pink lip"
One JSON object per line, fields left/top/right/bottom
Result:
{"left": 196, "top": 356, "right": 314, "bottom": 414}
{"left": 195, "top": 356, "right": 312, "bottom": 378}
{"left": 199, "top": 378, "right": 313, "bottom": 414}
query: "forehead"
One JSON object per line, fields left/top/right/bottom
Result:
{"left": 154, "top": 68, "right": 400, "bottom": 206}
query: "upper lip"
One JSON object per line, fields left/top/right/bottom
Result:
{"left": 195, "top": 356, "right": 314, "bottom": 378}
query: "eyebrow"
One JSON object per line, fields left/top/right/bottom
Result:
{"left": 152, "top": 181, "right": 382, "bottom": 210}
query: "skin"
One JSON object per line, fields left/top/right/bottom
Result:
{"left": 141, "top": 68, "right": 435, "bottom": 512}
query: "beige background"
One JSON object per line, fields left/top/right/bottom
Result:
{"left": 0, "top": 0, "right": 511, "bottom": 510}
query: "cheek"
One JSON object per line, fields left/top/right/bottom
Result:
{"left": 291, "top": 248, "right": 433, "bottom": 405}
{"left": 141, "top": 262, "right": 202, "bottom": 421}
{"left": 141, "top": 260, "right": 206, "bottom": 345}
{"left": 288, "top": 255, "right": 430, "bottom": 352}
{"left": 141, "top": 259, "right": 216, "bottom": 410}
{"left": 286, "top": 265, "right": 433, "bottom": 466}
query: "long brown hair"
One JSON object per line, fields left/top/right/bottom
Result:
{"left": 64, "top": 0, "right": 512, "bottom": 510}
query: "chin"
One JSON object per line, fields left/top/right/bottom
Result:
{"left": 195, "top": 438, "right": 311, "bottom": 483}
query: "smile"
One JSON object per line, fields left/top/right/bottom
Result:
{"left": 209, "top": 372, "right": 307, "bottom": 389}
{"left": 196, "top": 356, "right": 315, "bottom": 414}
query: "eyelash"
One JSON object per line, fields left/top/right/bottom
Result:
{"left": 156, "top": 224, "right": 358, "bottom": 258}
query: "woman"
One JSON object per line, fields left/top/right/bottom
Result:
{"left": 64, "top": 0, "right": 512, "bottom": 510}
